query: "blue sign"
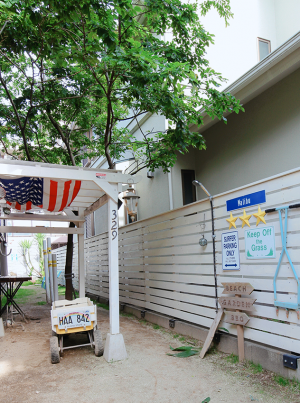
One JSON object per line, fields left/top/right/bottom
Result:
{"left": 226, "top": 190, "right": 266, "bottom": 212}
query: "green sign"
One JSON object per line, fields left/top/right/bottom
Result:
{"left": 245, "top": 226, "right": 276, "bottom": 259}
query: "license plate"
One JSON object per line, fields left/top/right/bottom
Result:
{"left": 57, "top": 309, "right": 92, "bottom": 330}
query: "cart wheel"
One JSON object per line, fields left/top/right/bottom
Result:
{"left": 50, "top": 336, "right": 60, "bottom": 364}
{"left": 94, "top": 329, "right": 104, "bottom": 357}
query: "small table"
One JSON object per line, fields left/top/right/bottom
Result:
{"left": 0, "top": 276, "right": 32, "bottom": 321}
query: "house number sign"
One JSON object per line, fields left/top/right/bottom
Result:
{"left": 111, "top": 209, "right": 118, "bottom": 240}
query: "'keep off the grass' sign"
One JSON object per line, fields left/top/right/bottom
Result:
{"left": 245, "top": 226, "right": 276, "bottom": 259}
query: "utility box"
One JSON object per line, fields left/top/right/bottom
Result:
{"left": 283, "top": 354, "right": 300, "bottom": 370}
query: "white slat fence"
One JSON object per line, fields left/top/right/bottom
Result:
{"left": 55, "top": 167, "right": 300, "bottom": 353}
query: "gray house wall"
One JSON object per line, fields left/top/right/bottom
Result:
{"left": 194, "top": 67, "right": 300, "bottom": 199}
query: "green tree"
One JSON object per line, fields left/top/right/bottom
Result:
{"left": 0, "top": 0, "right": 243, "bottom": 171}
{"left": 34, "top": 233, "right": 45, "bottom": 276}
{"left": 19, "top": 239, "right": 39, "bottom": 277}
{"left": 1, "top": 0, "right": 243, "bottom": 298}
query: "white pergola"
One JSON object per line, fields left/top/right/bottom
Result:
{"left": 0, "top": 159, "right": 141, "bottom": 362}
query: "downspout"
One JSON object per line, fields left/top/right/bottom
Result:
{"left": 168, "top": 169, "right": 174, "bottom": 210}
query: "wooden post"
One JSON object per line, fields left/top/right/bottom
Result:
{"left": 236, "top": 293, "right": 245, "bottom": 362}
{"left": 78, "top": 222, "right": 85, "bottom": 298}
{"left": 43, "top": 240, "right": 50, "bottom": 303}
{"left": 52, "top": 253, "right": 59, "bottom": 302}
{"left": 108, "top": 197, "right": 119, "bottom": 335}
{"left": 47, "top": 238, "right": 54, "bottom": 304}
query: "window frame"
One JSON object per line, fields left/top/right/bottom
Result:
{"left": 257, "top": 37, "right": 271, "bottom": 62}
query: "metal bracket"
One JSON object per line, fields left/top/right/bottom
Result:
{"left": 169, "top": 319, "right": 176, "bottom": 328}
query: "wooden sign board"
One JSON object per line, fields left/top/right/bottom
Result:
{"left": 224, "top": 312, "right": 249, "bottom": 326}
{"left": 222, "top": 282, "right": 254, "bottom": 296}
{"left": 219, "top": 297, "right": 256, "bottom": 311}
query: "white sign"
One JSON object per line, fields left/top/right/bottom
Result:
{"left": 57, "top": 307, "right": 92, "bottom": 330}
{"left": 222, "top": 231, "right": 240, "bottom": 270}
{"left": 245, "top": 226, "right": 276, "bottom": 259}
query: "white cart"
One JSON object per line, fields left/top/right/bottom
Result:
{"left": 50, "top": 297, "right": 103, "bottom": 364}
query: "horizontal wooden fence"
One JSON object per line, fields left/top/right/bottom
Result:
{"left": 55, "top": 167, "right": 300, "bottom": 353}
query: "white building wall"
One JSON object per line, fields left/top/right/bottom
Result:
{"left": 202, "top": 0, "right": 278, "bottom": 89}
{"left": 274, "top": 0, "right": 300, "bottom": 46}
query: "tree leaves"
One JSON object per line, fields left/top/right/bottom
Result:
{"left": 0, "top": 0, "right": 243, "bottom": 173}
{"left": 167, "top": 345, "right": 200, "bottom": 358}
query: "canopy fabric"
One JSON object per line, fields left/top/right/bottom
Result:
{"left": 0, "top": 176, "right": 81, "bottom": 212}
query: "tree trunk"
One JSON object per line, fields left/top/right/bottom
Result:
{"left": 65, "top": 221, "right": 76, "bottom": 300}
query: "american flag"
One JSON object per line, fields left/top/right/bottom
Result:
{"left": 0, "top": 177, "right": 81, "bottom": 212}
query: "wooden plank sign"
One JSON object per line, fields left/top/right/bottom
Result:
{"left": 219, "top": 297, "right": 256, "bottom": 311}
{"left": 200, "top": 308, "right": 224, "bottom": 359}
{"left": 224, "top": 312, "right": 250, "bottom": 326}
{"left": 222, "top": 282, "right": 254, "bottom": 295}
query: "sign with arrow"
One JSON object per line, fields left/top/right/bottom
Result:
{"left": 224, "top": 312, "right": 250, "bottom": 326}
{"left": 219, "top": 296, "right": 256, "bottom": 311}
{"left": 221, "top": 282, "right": 254, "bottom": 295}
{"left": 222, "top": 230, "right": 240, "bottom": 271}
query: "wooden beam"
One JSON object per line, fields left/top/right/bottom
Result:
{"left": 200, "top": 308, "right": 224, "bottom": 359}
{"left": 0, "top": 226, "right": 84, "bottom": 234}
{"left": 0, "top": 214, "right": 85, "bottom": 223}
{"left": 84, "top": 194, "right": 108, "bottom": 216}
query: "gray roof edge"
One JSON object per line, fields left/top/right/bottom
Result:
{"left": 192, "top": 30, "right": 300, "bottom": 133}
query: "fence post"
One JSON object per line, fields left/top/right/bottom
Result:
{"left": 47, "top": 237, "right": 54, "bottom": 304}
{"left": 43, "top": 240, "right": 50, "bottom": 303}
{"left": 52, "top": 253, "right": 59, "bottom": 302}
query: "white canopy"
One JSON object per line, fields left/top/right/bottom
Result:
{"left": 0, "top": 159, "right": 141, "bottom": 362}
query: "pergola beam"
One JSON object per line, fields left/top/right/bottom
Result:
{"left": 0, "top": 214, "right": 85, "bottom": 223}
{"left": 0, "top": 226, "right": 84, "bottom": 234}
{"left": 84, "top": 194, "right": 108, "bottom": 217}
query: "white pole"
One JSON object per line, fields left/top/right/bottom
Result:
{"left": 43, "top": 240, "right": 50, "bottom": 303}
{"left": 78, "top": 222, "right": 85, "bottom": 298}
{"left": 52, "top": 253, "right": 59, "bottom": 302}
{"left": 108, "top": 197, "right": 120, "bottom": 335}
{"left": 103, "top": 195, "right": 127, "bottom": 362}
{"left": 47, "top": 238, "right": 54, "bottom": 304}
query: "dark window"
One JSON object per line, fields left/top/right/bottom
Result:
{"left": 181, "top": 170, "right": 196, "bottom": 205}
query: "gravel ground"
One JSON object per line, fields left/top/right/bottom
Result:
{"left": 0, "top": 286, "right": 299, "bottom": 403}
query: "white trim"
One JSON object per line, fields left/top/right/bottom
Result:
{"left": 0, "top": 213, "right": 84, "bottom": 222}
{"left": 0, "top": 226, "right": 84, "bottom": 234}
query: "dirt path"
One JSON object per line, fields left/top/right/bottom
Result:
{"left": 0, "top": 286, "right": 299, "bottom": 403}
